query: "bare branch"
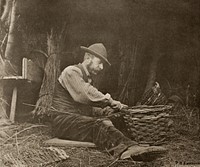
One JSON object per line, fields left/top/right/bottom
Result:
{"left": 30, "top": 49, "right": 49, "bottom": 58}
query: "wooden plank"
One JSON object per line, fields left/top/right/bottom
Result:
{"left": 44, "top": 138, "right": 96, "bottom": 148}
{"left": 10, "top": 87, "right": 18, "bottom": 123}
{"left": 1, "top": 76, "right": 24, "bottom": 80}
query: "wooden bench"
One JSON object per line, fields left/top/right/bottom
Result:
{"left": 0, "top": 58, "right": 43, "bottom": 123}
{"left": 44, "top": 138, "right": 96, "bottom": 148}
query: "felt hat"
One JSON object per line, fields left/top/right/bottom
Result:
{"left": 80, "top": 43, "right": 111, "bottom": 66}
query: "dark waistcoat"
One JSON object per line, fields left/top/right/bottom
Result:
{"left": 52, "top": 64, "right": 93, "bottom": 116}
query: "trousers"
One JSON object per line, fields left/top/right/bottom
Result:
{"left": 52, "top": 113, "right": 136, "bottom": 151}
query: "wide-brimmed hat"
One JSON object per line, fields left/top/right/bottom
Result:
{"left": 80, "top": 43, "right": 111, "bottom": 66}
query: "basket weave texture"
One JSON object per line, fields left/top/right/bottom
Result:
{"left": 121, "top": 105, "right": 173, "bottom": 144}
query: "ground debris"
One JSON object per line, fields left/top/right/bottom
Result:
{"left": 0, "top": 122, "right": 200, "bottom": 167}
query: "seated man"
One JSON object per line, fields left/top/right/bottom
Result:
{"left": 51, "top": 43, "right": 167, "bottom": 161}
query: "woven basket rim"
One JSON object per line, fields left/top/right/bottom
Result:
{"left": 122, "top": 105, "right": 173, "bottom": 114}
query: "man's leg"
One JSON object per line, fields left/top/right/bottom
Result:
{"left": 52, "top": 114, "right": 95, "bottom": 142}
{"left": 52, "top": 113, "right": 167, "bottom": 161}
{"left": 92, "top": 119, "right": 136, "bottom": 150}
{"left": 52, "top": 114, "right": 135, "bottom": 149}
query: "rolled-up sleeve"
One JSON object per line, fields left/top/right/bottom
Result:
{"left": 58, "top": 66, "right": 113, "bottom": 108}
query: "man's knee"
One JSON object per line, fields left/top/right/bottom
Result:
{"left": 102, "top": 120, "right": 113, "bottom": 127}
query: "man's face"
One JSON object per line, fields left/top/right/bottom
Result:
{"left": 87, "top": 56, "right": 104, "bottom": 75}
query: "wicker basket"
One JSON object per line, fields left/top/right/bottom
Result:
{"left": 120, "top": 105, "right": 173, "bottom": 144}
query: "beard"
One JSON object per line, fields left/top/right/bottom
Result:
{"left": 87, "top": 62, "right": 100, "bottom": 76}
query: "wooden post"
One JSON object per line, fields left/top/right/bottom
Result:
{"left": 9, "top": 86, "right": 17, "bottom": 123}
{"left": 22, "top": 58, "right": 27, "bottom": 79}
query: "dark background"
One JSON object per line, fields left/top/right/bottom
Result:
{"left": 1, "top": 0, "right": 199, "bottom": 113}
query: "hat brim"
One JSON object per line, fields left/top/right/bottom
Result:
{"left": 81, "top": 46, "right": 111, "bottom": 66}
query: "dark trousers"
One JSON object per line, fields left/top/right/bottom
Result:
{"left": 52, "top": 113, "right": 135, "bottom": 151}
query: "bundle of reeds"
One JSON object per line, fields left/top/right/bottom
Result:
{"left": 139, "top": 82, "right": 168, "bottom": 106}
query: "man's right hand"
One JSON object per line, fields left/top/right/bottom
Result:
{"left": 110, "top": 100, "right": 127, "bottom": 110}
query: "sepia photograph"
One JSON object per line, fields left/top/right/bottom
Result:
{"left": 0, "top": 0, "right": 200, "bottom": 166}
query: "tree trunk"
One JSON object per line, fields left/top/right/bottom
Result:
{"left": 0, "top": 78, "right": 8, "bottom": 121}
{"left": 0, "top": 0, "right": 12, "bottom": 24}
{"left": 144, "top": 46, "right": 161, "bottom": 93}
{"left": 118, "top": 39, "right": 138, "bottom": 105}
{"left": 33, "top": 29, "right": 64, "bottom": 120}
{"left": 0, "top": 0, "right": 4, "bottom": 17}
{"left": 4, "top": 0, "right": 23, "bottom": 71}
{"left": 0, "top": 0, "right": 18, "bottom": 121}
{"left": 0, "top": 58, "right": 6, "bottom": 120}
{"left": 4, "top": 0, "right": 16, "bottom": 61}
